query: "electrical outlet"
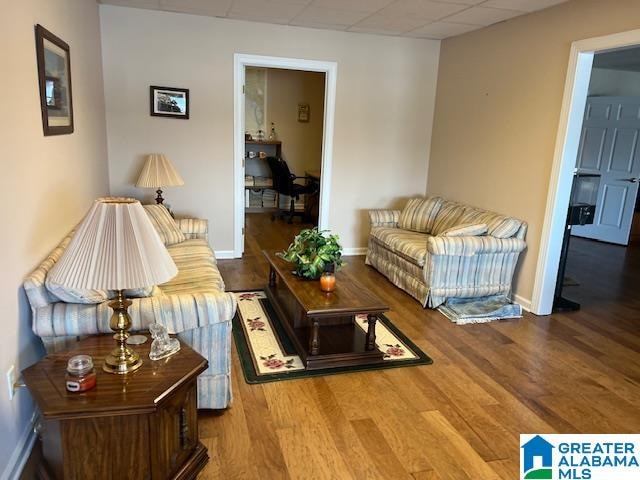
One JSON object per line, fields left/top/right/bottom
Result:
{"left": 6, "top": 365, "right": 16, "bottom": 400}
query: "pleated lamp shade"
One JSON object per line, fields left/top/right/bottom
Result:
{"left": 136, "top": 154, "right": 184, "bottom": 188}
{"left": 48, "top": 197, "right": 178, "bottom": 290}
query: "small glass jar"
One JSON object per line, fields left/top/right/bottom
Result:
{"left": 65, "top": 355, "right": 97, "bottom": 393}
{"left": 320, "top": 264, "right": 336, "bottom": 293}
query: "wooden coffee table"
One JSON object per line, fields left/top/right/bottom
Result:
{"left": 263, "top": 250, "right": 389, "bottom": 369}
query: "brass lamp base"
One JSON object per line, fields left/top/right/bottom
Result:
{"left": 103, "top": 348, "right": 143, "bottom": 374}
{"left": 104, "top": 290, "right": 143, "bottom": 375}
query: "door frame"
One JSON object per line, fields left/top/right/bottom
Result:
{"left": 531, "top": 28, "right": 640, "bottom": 315}
{"left": 233, "top": 53, "right": 338, "bottom": 257}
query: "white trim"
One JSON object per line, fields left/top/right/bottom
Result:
{"left": 342, "top": 247, "right": 367, "bottom": 256}
{"left": 531, "top": 28, "right": 640, "bottom": 315}
{"left": 233, "top": 54, "right": 338, "bottom": 258}
{"left": 214, "top": 250, "right": 235, "bottom": 260}
{"left": 513, "top": 294, "right": 532, "bottom": 313}
{"left": 1, "top": 412, "right": 38, "bottom": 480}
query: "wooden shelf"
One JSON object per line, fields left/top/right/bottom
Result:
{"left": 245, "top": 140, "right": 281, "bottom": 145}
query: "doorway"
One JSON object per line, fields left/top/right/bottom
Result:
{"left": 244, "top": 67, "right": 325, "bottom": 232}
{"left": 233, "top": 54, "right": 337, "bottom": 257}
{"left": 532, "top": 29, "right": 640, "bottom": 315}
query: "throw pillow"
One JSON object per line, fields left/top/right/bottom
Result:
{"left": 441, "top": 223, "right": 488, "bottom": 237}
{"left": 398, "top": 196, "right": 443, "bottom": 234}
{"left": 45, "top": 277, "right": 108, "bottom": 304}
{"left": 460, "top": 209, "right": 522, "bottom": 239}
{"left": 143, "top": 204, "right": 186, "bottom": 246}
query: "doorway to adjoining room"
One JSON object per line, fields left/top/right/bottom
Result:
{"left": 243, "top": 66, "right": 326, "bottom": 236}
{"left": 548, "top": 45, "right": 640, "bottom": 313}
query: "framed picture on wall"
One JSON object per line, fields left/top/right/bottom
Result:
{"left": 35, "top": 24, "right": 74, "bottom": 136}
{"left": 150, "top": 86, "right": 189, "bottom": 119}
{"left": 297, "top": 103, "right": 310, "bottom": 123}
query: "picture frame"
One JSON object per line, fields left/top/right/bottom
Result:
{"left": 297, "top": 103, "right": 310, "bottom": 123}
{"left": 150, "top": 86, "right": 189, "bottom": 119}
{"left": 35, "top": 24, "right": 74, "bottom": 136}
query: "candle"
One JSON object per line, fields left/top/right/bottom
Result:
{"left": 320, "top": 272, "right": 336, "bottom": 293}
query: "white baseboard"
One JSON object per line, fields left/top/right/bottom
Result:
{"left": 342, "top": 247, "right": 367, "bottom": 256}
{"left": 1, "top": 412, "right": 38, "bottom": 480}
{"left": 214, "top": 250, "right": 236, "bottom": 259}
{"left": 514, "top": 294, "right": 532, "bottom": 312}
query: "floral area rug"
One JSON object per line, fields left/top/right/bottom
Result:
{"left": 232, "top": 291, "right": 432, "bottom": 384}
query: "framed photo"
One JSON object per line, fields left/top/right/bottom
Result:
{"left": 298, "top": 103, "right": 310, "bottom": 123}
{"left": 150, "top": 86, "right": 189, "bottom": 119}
{"left": 35, "top": 24, "right": 73, "bottom": 136}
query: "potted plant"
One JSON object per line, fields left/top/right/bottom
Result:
{"left": 278, "top": 227, "right": 344, "bottom": 280}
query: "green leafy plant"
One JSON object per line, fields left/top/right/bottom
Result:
{"left": 278, "top": 227, "right": 344, "bottom": 280}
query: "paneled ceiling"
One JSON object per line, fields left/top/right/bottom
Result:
{"left": 99, "top": 0, "right": 569, "bottom": 39}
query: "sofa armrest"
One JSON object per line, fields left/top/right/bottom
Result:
{"left": 369, "top": 209, "right": 401, "bottom": 228}
{"left": 427, "top": 236, "right": 526, "bottom": 257}
{"left": 176, "top": 218, "right": 208, "bottom": 240}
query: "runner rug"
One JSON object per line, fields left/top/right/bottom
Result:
{"left": 232, "top": 291, "right": 432, "bottom": 384}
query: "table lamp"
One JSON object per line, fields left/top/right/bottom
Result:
{"left": 48, "top": 197, "right": 178, "bottom": 374}
{"left": 135, "top": 153, "right": 184, "bottom": 204}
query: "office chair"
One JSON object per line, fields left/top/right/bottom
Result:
{"left": 267, "top": 156, "right": 318, "bottom": 223}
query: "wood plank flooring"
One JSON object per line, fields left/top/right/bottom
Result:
{"left": 198, "top": 214, "right": 640, "bottom": 480}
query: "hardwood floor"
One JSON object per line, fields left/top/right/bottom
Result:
{"left": 199, "top": 213, "right": 640, "bottom": 480}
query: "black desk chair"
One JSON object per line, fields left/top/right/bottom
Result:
{"left": 267, "top": 156, "right": 318, "bottom": 223}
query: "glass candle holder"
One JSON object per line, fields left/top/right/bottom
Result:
{"left": 320, "top": 271, "right": 336, "bottom": 293}
{"left": 65, "top": 355, "right": 97, "bottom": 393}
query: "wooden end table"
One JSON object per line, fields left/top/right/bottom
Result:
{"left": 22, "top": 335, "right": 209, "bottom": 480}
{"left": 263, "top": 250, "right": 389, "bottom": 369}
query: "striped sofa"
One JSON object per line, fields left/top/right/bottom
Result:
{"left": 365, "top": 196, "right": 527, "bottom": 308}
{"left": 24, "top": 214, "right": 237, "bottom": 409}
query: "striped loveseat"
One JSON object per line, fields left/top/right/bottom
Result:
{"left": 365, "top": 196, "right": 527, "bottom": 308}
{"left": 23, "top": 206, "right": 237, "bottom": 409}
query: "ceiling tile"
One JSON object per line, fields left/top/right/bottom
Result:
{"left": 100, "top": 0, "right": 161, "bottom": 9}
{"left": 376, "top": 0, "right": 468, "bottom": 21}
{"left": 228, "top": 0, "right": 310, "bottom": 22}
{"left": 444, "top": 6, "right": 524, "bottom": 26}
{"left": 292, "top": 7, "right": 370, "bottom": 27}
{"left": 159, "top": 0, "right": 232, "bottom": 16}
{"left": 309, "top": 0, "right": 395, "bottom": 13}
{"left": 349, "top": 13, "right": 428, "bottom": 35}
{"left": 483, "top": 0, "right": 568, "bottom": 12}
{"left": 407, "top": 21, "right": 480, "bottom": 39}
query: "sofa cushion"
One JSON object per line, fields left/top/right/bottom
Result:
{"left": 143, "top": 204, "right": 186, "bottom": 246}
{"left": 398, "top": 196, "right": 443, "bottom": 234}
{"left": 163, "top": 238, "right": 225, "bottom": 293}
{"left": 370, "top": 227, "right": 428, "bottom": 266}
{"left": 459, "top": 209, "right": 522, "bottom": 239}
{"left": 431, "top": 201, "right": 467, "bottom": 236}
{"left": 441, "top": 223, "right": 488, "bottom": 237}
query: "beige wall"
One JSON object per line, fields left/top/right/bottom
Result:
{"left": 100, "top": 5, "right": 440, "bottom": 253}
{"left": 428, "top": 0, "right": 640, "bottom": 305}
{"left": 0, "top": 0, "right": 108, "bottom": 473}
{"left": 267, "top": 68, "right": 325, "bottom": 176}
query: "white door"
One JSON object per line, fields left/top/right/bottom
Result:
{"left": 572, "top": 96, "right": 640, "bottom": 245}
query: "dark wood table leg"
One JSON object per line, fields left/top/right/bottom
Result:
{"left": 309, "top": 319, "right": 320, "bottom": 355}
{"left": 366, "top": 314, "right": 377, "bottom": 351}
{"left": 269, "top": 266, "right": 276, "bottom": 287}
